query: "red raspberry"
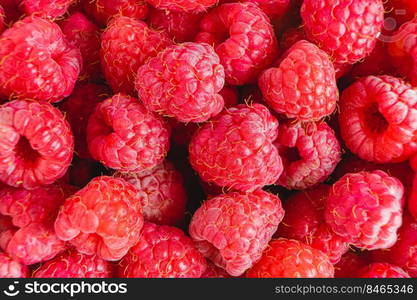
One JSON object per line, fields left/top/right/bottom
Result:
{"left": 54, "top": 176, "right": 144, "bottom": 261}
{"left": 334, "top": 251, "right": 369, "bottom": 278}
{"left": 60, "top": 12, "right": 101, "bottom": 82}
{"left": 0, "top": 250, "right": 28, "bottom": 278}
{"left": 83, "top": 0, "right": 149, "bottom": 27}
{"left": 33, "top": 249, "right": 112, "bottom": 278}
{"left": 20, "top": 0, "right": 75, "bottom": 18}
{"left": 351, "top": 41, "right": 393, "bottom": 78}
{"left": 195, "top": 2, "right": 279, "bottom": 85}
{"left": 357, "top": 263, "right": 410, "bottom": 278}
{"left": 0, "top": 5, "right": 5, "bottom": 34}
{"left": 119, "top": 222, "right": 207, "bottom": 278}
{"left": 280, "top": 27, "right": 306, "bottom": 50}
{"left": 246, "top": 238, "right": 334, "bottom": 278}
{"left": 409, "top": 175, "right": 417, "bottom": 219}
{"left": 201, "top": 261, "right": 231, "bottom": 278}
{"left": 0, "top": 0, "right": 21, "bottom": 26}
{"left": 0, "top": 215, "right": 15, "bottom": 250}
{"left": 100, "top": 16, "right": 172, "bottom": 95}
{"left": 189, "top": 190, "right": 284, "bottom": 276}
{"left": 148, "top": 8, "right": 204, "bottom": 43}
{"left": 259, "top": 40, "right": 338, "bottom": 121}
{"left": 115, "top": 161, "right": 186, "bottom": 226}
{"left": 246, "top": 0, "right": 290, "bottom": 19}
{"left": 301, "top": 0, "right": 384, "bottom": 65}
{"left": 325, "top": 170, "right": 404, "bottom": 250}
{"left": 0, "top": 100, "right": 74, "bottom": 190}
{"left": 0, "top": 16, "right": 82, "bottom": 102}
{"left": 145, "top": 0, "right": 216, "bottom": 13}
{"left": 189, "top": 104, "right": 283, "bottom": 192}
{"left": 340, "top": 75, "right": 417, "bottom": 163}
{"left": 136, "top": 42, "right": 225, "bottom": 123}
{"left": 274, "top": 121, "right": 341, "bottom": 190}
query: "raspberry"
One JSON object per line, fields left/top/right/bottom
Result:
{"left": 386, "top": 0, "right": 417, "bottom": 26}
{"left": 54, "top": 176, "right": 144, "bottom": 261}
{"left": 409, "top": 174, "right": 417, "bottom": 219}
{"left": 87, "top": 93, "right": 170, "bottom": 172}
{"left": 189, "top": 190, "right": 284, "bottom": 276}
{"left": 189, "top": 104, "right": 283, "bottom": 192}
{"left": 83, "top": 0, "right": 149, "bottom": 27}
{"left": 246, "top": 0, "right": 290, "bottom": 19}
{"left": 0, "top": 214, "right": 15, "bottom": 250}
{"left": 301, "top": 0, "right": 384, "bottom": 65}
{"left": 60, "top": 12, "right": 101, "bottom": 82}
{"left": 115, "top": 161, "right": 187, "bottom": 226}
{"left": 33, "top": 249, "right": 112, "bottom": 278}
{"left": 259, "top": 41, "right": 338, "bottom": 121}
{"left": 20, "top": 0, "right": 75, "bottom": 18}
{"left": 274, "top": 121, "right": 341, "bottom": 190}
{"left": 100, "top": 16, "right": 172, "bottom": 95}
{"left": 119, "top": 222, "right": 207, "bottom": 278}
{"left": 0, "top": 0, "right": 21, "bottom": 26}
{"left": 0, "top": 16, "right": 82, "bottom": 102}
{"left": 325, "top": 170, "right": 404, "bottom": 250}
{"left": 357, "top": 263, "right": 410, "bottom": 278}
{"left": 0, "top": 250, "right": 28, "bottom": 278}
{"left": 195, "top": 2, "right": 279, "bottom": 85}
{"left": 334, "top": 251, "right": 369, "bottom": 278}
{"left": 340, "top": 75, "right": 417, "bottom": 163}
{"left": 0, "top": 5, "right": 5, "bottom": 34}
{"left": 246, "top": 239, "right": 334, "bottom": 278}
{"left": 351, "top": 41, "right": 393, "bottom": 78}
{"left": 145, "top": 0, "right": 216, "bottom": 13}
{"left": 201, "top": 261, "right": 231, "bottom": 278}
{"left": 0, "top": 100, "right": 74, "bottom": 189}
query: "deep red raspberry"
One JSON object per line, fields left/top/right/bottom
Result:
{"left": 351, "top": 41, "right": 393, "bottom": 78}
{"left": 219, "top": 85, "right": 238, "bottom": 108}
{"left": 386, "top": 0, "right": 417, "bottom": 27}
{"left": 246, "top": 238, "right": 334, "bottom": 278}
{"left": 0, "top": 214, "right": 15, "bottom": 251}
{"left": 340, "top": 75, "right": 417, "bottom": 163}
{"left": 301, "top": 0, "right": 384, "bottom": 65}
{"left": 0, "top": 16, "right": 82, "bottom": 102}
{"left": 115, "top": 161, "right": 186, "bottom": 226}
{"left": 357, "top": 263, "right": 410, "bottom": 278}
{"left": 87, "top": 94, "right": 170, "bottom": 172}
{"left": 136, "top": 42, "right": 225, "bottom": 123}
{"left": 0, "top": 5, "right": 5, "bottom": 34}
{"left": 54, "top": 176, "right": 144, "bottom": 261}
{"left": 274, "top": 121, "right": 341, "bottom": 190}
{"left": 280, "top": 27, "right": 306, "bottom": 50}
{"left": 145, "top": 0, "right": 216, "bottom": 13}
{"left": 409, "top": 175, "right": 417, "bottom": 219}
{"left": 0, "top": 250, "right": 28, "bottom": 278}
{"left": 33, "top": 248, "right": 112, "bottom": 278}
{"left": 246, "top": 0, "right": 290, "bottom": 19}
{"left": 259, "top": 40, "right": 338, "bottom": 121}
{"left": 325, "top": 170, "right": 404, "bottom": 250}
{"left": 334, "top": 251, "right": 370, "bottom": 278}
{"left": 334, "top": 63, "right": 353, "bottom": 79}
{"left": 189, "top": 190, "right": 284, "bottom": 276}
{"left": 83, "top": 0, "right": 149, "bottom": 27}
{"left": 0, "top": 0, "right": 21, "bottom": 26}
{"left": 100, "top": 16, "right": 172, "bottom": 95}
{"left": 0, "top": 100, "right": 74, "bottom": 190}
{"left": 195, "top": 2, "right": 279, "bottom": 85}
{"left": 201, "top": 261, "right": 231, "bottom": 278}
{"left": 189, "top": 104, "right": 283, "bottom": 192}
{"left": 119, "top": 222, "right": 207, "bottom": 278}
{"left": 20, "top": 0, "right": 75, "bottom": 18}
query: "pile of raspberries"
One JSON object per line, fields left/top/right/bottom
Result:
{"left": 1, "top": 0, "right": 417, "bottom": 279}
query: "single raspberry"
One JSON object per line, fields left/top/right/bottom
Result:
{"left": 195, "top": 2, "right": 279, "bottom": 85}
{"left": 136, "top": 42, "right": 225, "bottom": 123}
{"left": 340, "top": 75, "right": 417, "bottom": 163}
{"left": 119, "top": 222, "right": 207, "bottom": 278}
{"left": 87, "top": 93, "right": 170, "bottom": 172}
{"left": 60, "top": 12, "right": 101, "bottom": 82}
{"left": 83, "top": 0, "right": 149, "bottom": 27}
{"left": 115, "top": 161, "right": 187, "bottom": 226}
{"left": 351, "top": 41, "right": 393, "bottom": 78}
{"left": 0, "top": 16, "right": 82, "bottom": 102}
{"left": 33, "top": 248, "right": 112, "bottom": 278}
{"left": 20, "top": 0, "right": 75, "bottom": 18}
{"left": 0, "top": 100, "right": 74, "bottom": 190}
{"left": 301, "top": 0, "right": 384, "bottom": 65}
{"left": 189, "top": 190, "right": 284, "bottom": 276}
{"left": 259, "top": 40, "right": 338, "bottom": 121}
{"left": 280, "top": 27, "right": 306, "bottom": 50}
{"left": 201, "top": 261, "right": 231, "bottom": 278}
{"left": 100, "top": 16, "right": 172, "bottom": 95}
{"left": 145, "top": 0, "right": 216, "bottom": 13}
{"left": 148, "top": 8, "right": 204, "bottom": 43}
{"left": 54, "top": 176, "right": 144, "bottom": 261}
{"left": 274, "top": 121, "right": 341, "bottom": 190}
{"left": 0, "top": 250, "right": 28, "bottom": 278}
{"left": 357, "top": 263, "right": 410, "bottom": 278}
{"left": 246, "top": 238, "right": 334, "bottom": 278}
{"left": 334, "top": 251, "right": 370, "bottom": 278}
{"left": 189, "top": 104, "right": 283, "bottom": 192}
{"left": 325, "top": 170, "right": 404, "bottom": 250}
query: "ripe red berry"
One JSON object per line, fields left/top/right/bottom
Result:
{"left": 20, "top": 0, "right": 75, "bottom": 18}
{"left": 357, "top": 262, "right": 410, "bottom": 278}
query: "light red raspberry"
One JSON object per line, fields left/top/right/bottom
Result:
{"left": 334, "top": 251, "right": 369, "bottom": 278}
{"left": 195, "top": 2, "right": 279, "bottom": 85}
{"left": 189, "top": 190, "right": 284, "bottom": 276}
{"left": 301, "top": 0, "right": 384, "bottom": 65}
{"left": 0, "top": 250, "right": 28, "bottom": 278}
{"left": 357, "top": 263, "right": 410, "bottom": 278}
{"left": 20, "top": 0, "right": 75, "bottom": 18}
{"left": 0, "top": 100, "right": 74, "bottom": 190}
{"left": 100, "top": 16, "right": 172, "bottom": 95}
{"left": 325, "top": 170, "right": 404, "bottom": 250}
{"left": 54, "top": 176, "right": 144, "bottom": 261}
{"left": 0, "top": 16, "right": 82, "bottom": 102}
{"left": 87, "top": 93, "right": 170, "bottom": 172}
{"left": 189, "top": 104, "right": 283, "bottom": 192}
{"left": 119, "top": 222, "right": 207, "bottom": 278}
{"left": 246, "top": 238, "right": 334, "bottom": 278}
{"left": 145, "top": 0, "right": 216, "bottom": 13}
